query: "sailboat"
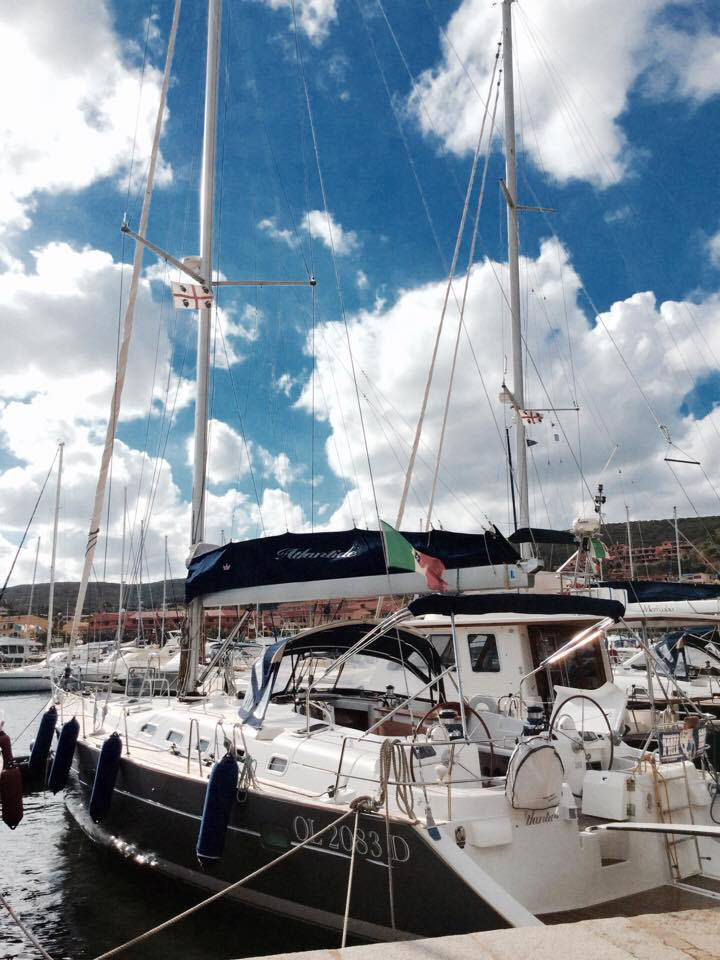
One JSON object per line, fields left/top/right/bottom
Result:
{"left": 50, "top": 0, "right": 720, "bottom": 943}
{"left": 0, "top": 441, "right": 65, "bottom": 692}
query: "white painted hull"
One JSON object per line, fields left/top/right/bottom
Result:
{"left": 0, "top": 668, "right": 51, "bottom": 692}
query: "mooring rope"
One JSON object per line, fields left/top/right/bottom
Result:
{"left": 91, "top": 807, "right": 359, "bottom": 960}
{"left": 340, "top": 808, "right": 361, "bottom": 948}
{"left": 0, "top": 893, "right": 56, "bottom": 960}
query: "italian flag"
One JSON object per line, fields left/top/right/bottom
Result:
{"left": 590, "top": 538, "right": 608, "bottom": 561}
{"left": 381, "top": 521, "right": 449, "bottom": 593}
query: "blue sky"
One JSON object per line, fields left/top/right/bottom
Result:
{"left": 1, "top": 0, "right": 720, "bottom": 582}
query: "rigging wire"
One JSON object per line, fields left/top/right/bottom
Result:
{"left": 354, "top": 2, "right": 519, "bottom": 522}
{"left": 426, "top": 54, "right": 501, "bottom": 527}
{"left": 392, "top": 38, "right": 500, "bottom": 527}
{"left": 290, "top": 0, "right": 382, "bottom": 533}
{"left": 0, "top": 447, "right": 58, "bottom": 608}
{"left": 313, "top": 324, "right": 491, "bottom": 528}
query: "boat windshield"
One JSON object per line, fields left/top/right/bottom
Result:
{"left": 529, "top": 624, "right": 608, "bottom": 706}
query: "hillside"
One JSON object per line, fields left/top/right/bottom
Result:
{"left": 0, "top": 578, "right": 185, "bottom": 616}
{"left": 3, "top": 514, "right": 720, "bottom": 615}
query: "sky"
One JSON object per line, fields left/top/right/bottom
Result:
{"left": 1, "top": 0, "right": 720, "bottom": 589}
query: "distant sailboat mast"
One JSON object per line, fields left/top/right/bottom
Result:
{"left": 27, "top": 536, "right": 40, "bottom": 618}
{"left": 46, "top": 440, "right": 64, "bottom": 657}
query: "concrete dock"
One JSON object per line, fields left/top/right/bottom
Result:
{"left": 248, "top": 909, "right": 720, "bottom": 960}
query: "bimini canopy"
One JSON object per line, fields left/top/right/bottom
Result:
{"left": 408, "top": 593, "right": 625, "bottom": 621}
{"left": 238, "top": 621, "right": 444, "bottom": 728}
{"left": 280, "top": 621, "right": 443, "bottom": 685}
{"left": 187, "top": 527, "right": 526, "bottom": 605}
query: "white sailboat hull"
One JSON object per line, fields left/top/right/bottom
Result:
{"left": 0, "top": 666, "right": 51, "bottom": 692}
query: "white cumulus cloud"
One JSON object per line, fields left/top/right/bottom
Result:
{"left": 410, "top": 0, "right": 720, "bottom": 187}
{"left": 256, "top": 0, "right": 337, "bottom": 45}
{"left": 301, "top": 209, "right": 359, "bottom": 255}
{"left": 296, "top": 237, "right": 720, "bottom": 535}
{"left": 0, "top": 0, "right": 172, "bottom": 233}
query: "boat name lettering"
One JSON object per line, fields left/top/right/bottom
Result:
{"left": 275, "top": 547, "right": 359, "bottom": 561}
{"left": 524, "top": 811, "right": 559, "bottom": 826}
{"left": 292, "top": 815, "right": 410, "bottom": 863}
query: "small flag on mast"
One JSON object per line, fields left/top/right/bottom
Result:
{"left": 381, "top": 521, "right": 449, "bottom": 593}
{"left": 519, "top": 409, "right": 543, "bottom": 424}
{"left": 172, "top": 281, "right": 213, "bottom": 310}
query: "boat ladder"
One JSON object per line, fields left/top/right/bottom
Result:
{"left": 651, "top": 760, "right": 702, "bottom": 882}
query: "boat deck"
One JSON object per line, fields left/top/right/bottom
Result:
{"left": 542, "top": 875, "right": 720, "bottom": 924}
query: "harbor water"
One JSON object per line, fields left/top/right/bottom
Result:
{"left": 1, "top": 693, "right": 340, "bottom": 960}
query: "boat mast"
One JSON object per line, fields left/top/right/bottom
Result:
{"left": 674, "top": 505, "right": 682, "bottom": 580}
{"left": 117, "top": 486, "right": 127, "bottom": 647}
{"left": 501, "top": 0, "right": 530, "bottom": 556}
{"left": 66, "top": 1, "right": 181, "bottom": 655}
{"left": 625, "top": 505, "right": 635, "bottom": 579}
{"left": 184, "top": 0, "right": 221, "bottom": 695}
{"left": 161, "top": 534, "right": 167, "bottom": 646}
{"left": 46, "top": 441, "right": 64, "bottom": 657}
{"left": 137, "top": 519, "right": 144, "bottom": 643}
{"left": 27, "top": 536, "right": 40, "bottom": 618}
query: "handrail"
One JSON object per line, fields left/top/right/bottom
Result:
{"left": 187, "top": 717, "right": 203, "bottom": 775}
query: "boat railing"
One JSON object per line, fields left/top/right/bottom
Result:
{"left": 329, "top": 730, "right": 508, "bottom": 803}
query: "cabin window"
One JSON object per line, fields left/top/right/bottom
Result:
{"left": 140, "top": 722, "right": 157, "bottom": 736}
{"left": 267, "top": 755, "right": 288, "bottom": 775}
{"left": 166, "top": 730, "right": 184, "bottom": 745}
{"left": 467, "top": 634, "right": 500, "bottom": 672}
{"left": 429, "top": 634, "right": 456, "bottom": 668}
{"left": 198, "top": 738, "right": 210, "bottom": 753}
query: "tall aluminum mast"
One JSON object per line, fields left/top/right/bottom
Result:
{"left": 501, "top": 0, "right": 530, "bottom": 555}
{"left": 183, "top": 0, "right": 222, "bottom": 695}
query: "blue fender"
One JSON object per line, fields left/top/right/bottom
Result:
{"left": 28, "top": 706, "right": 57, "bottom": 778}
{"left": 48, "top": 717, "right": 80, "bottom": 794}
{"left": 196, "top": 752, "right": 239, "bottom": 863}
{"left": 89, "top": 732, "right": 122, "bottom": 822}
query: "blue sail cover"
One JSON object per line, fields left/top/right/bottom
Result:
{"left": 600, "top": 580, "right": 720, "bottom": 603}
{"left": 186, "top": 527, "right": 521, "bottom": 603}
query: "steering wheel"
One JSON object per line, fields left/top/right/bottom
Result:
{"left": 547, "top": 693, "right": 615, "bottom": 779}
{"left": 411, "top": 700, "right": 496, "bottom": 780}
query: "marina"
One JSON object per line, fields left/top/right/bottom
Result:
{"left": 3, "top": 0, "right": 720, "bottom": 958}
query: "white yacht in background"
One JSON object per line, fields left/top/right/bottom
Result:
{"left": 613, "top": 625, "right": 720, "bottom": 722}
{"left": 0, "top": 637, "right": 42, "bottom": 669}
{"left": 0, "top": 641, "right": 114, "bottom": 693}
